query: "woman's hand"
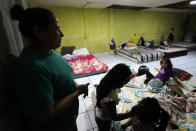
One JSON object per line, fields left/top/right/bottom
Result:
{"left": 30, "top": 83, "right": 89, "bottom": 123}
{"left": 76, "top": 83, "right": 89, "bottom": 98}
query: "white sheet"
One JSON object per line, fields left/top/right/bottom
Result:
{"left": 173, "top": 42, "right": 196, "bottom": 48}
{"left": 155, "top": 47, "right": 187, "bottom": 53}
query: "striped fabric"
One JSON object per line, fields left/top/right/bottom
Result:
{"left": 116, "top": 46, "right": 164, "bottom": 63}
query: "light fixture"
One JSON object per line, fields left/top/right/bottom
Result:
{"left": 190, "top": 0, "right": 196, "bottom": 5}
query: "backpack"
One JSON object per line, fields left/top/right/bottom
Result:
{"left": 110, "top": 39, "right": 116, "bottom": 49}
{"left": 138, "top": 36, "right": 145, "bottom": 46}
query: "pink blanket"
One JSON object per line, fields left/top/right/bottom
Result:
{"left": 66, "top": 54, "right": 108, "bottom": 75}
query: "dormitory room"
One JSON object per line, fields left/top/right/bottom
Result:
{"left": 1, "top": 0, "right": 196, "bottom": 131}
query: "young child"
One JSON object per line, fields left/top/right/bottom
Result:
{"left": 121, "top": 97, "right": 170, "bottom": 131}
{"left": 138, "top": 58, "right": 181, "bottom": 86}
{"left": 95, "top": 63, "right": 134, "bottom": 131}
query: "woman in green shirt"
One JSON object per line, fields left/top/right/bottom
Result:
{"left": 11, "top": 5, "right": 88, "bottom": 131}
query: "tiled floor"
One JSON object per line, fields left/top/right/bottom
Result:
{"left": 76, "top": 50, "right": 196, "bottom": 131}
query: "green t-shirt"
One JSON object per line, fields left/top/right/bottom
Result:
{"left": 14, "top": 48, "right": 78, "bottom": 128}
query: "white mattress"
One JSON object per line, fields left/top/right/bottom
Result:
{"left": 155, "top": 47, "right": 187, "bottom": 53}
{"left": 173, "top": 42, "right": 196, "bottom": 48}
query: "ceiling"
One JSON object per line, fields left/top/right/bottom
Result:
{"left": 159, "top": 0, "right": 196, "bottom": 9}
{"left": 27, "top": 0, "right": 196, "bottom": 11}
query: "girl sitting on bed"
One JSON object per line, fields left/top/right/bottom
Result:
{"left": 121, "top": 97, "right": 170, "bottom": 131}
{"left": 138, "top": 58, "right": 182, "bottom": 87}
{"left": 95, "top": 63, "right": 134, "bottom": 131}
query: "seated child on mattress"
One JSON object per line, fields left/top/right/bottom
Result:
{"left": 121, "top": 97, "right": 170, "bottom": 131}
{"left": 95, "top": 63, "right": 134, "bottom": 131}
{"left": 138, "top": 58, "right": 182, "bottom": 89}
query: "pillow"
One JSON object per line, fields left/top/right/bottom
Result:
{"left": 173, "top": 68, "right": 192, "bottom": 81}
{"left": 120, "top": 40, "right": 128, "bottom": 49}
{"left": 72, "top": 48, "right": 90, "bottom": 56}
{"left": 61, "top": 46, "right": 75, "bottom": 55}
{"left": 126, "top": 43, "right": 137, "bottom": 47}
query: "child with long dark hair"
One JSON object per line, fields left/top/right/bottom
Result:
{"left": 121, "top": 97, "right": 170, "bottom": 131}
{"left": 138, "top": 58, "right": 181, "bottom": 86}
{"left": 95, "top": 63, "right": 134, "bottom": 131}
{"left": 138, "top": 58, "right": 183, "bottom": 94}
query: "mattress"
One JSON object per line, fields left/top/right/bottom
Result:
{"left": 66, "top": 54, "right": 108, "bottom": 79}
{"left": 155, "top": 47, "right": 188, "bottom": 58}
{"left": 116, "top": 46, "right": 164, "bottom": 64}
{"left": 114, "top": 78, "right": 196, "bottom": 131}
{"left": 91, "top": 75, "right": 196, "bottom": 131}
{"left": 173, "top": 42, "right": 196, "bottom": 50}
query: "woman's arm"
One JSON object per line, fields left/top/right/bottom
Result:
{"left": 31, "top": 83, "right": 89, "bottom": 123}
{"left": 106, "top": 101, "right": 131, "bottom": 121}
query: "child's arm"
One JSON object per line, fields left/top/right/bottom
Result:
{"left": 121, "top": 119, "right": 132, "bottom": 129}
{"left": 173, "top": 77, "right": 183, "bottom": 87}
{"left": 106, "top": 101, "right": 131, "bottom": 121}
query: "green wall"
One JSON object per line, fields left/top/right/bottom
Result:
{"left": 39, "top": 6, "right": 185, "bottom": 53}
{"left": 189, "top": 13, "right": 196, "bottom": 32}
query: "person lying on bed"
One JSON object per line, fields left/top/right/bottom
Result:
{"left": 95, "top": 63, "right": 134, "bottom": 131}
{"left": 138, "top": 58, "right": 183, "bottom": 93}
{"left": 121, "top": 97, "right": 170, "bottom": 131}
{"left": 159, "top": 28, "right": 175, "bottom": 50}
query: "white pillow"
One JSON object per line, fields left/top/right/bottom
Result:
{"left": 73, "top": 47, "right": 90, "bottom": 55}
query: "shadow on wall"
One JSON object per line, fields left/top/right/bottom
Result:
{"left": 0, "top": 54, "right": 24, "bottom": 131}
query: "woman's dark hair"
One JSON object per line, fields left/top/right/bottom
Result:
{"left": 96, "top": 63, "right": 132, "bottom": 108}
{"left": 10, "top": 5, "right": 54, "bottom": 39}
{"left": 160, "top": 58, "right": 173, "bottom": 69}
{"left": 130, "top": 97, "right": 170, "bottom": 131}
